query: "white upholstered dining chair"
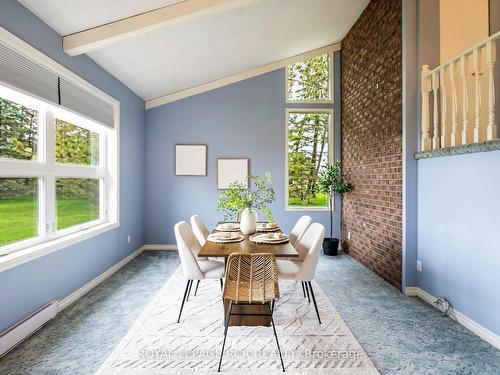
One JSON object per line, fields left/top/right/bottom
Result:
{"left": 276, "top": 222, "right": 325, "bottom": 324}
{"left": 174, "top": 221, "right": 225, "bottom": 323}
{"left": 289, "top": 215, "right": 312, "bottom": 248}
{"left": 190, "top": 214, "right": 210, "bottom": 246}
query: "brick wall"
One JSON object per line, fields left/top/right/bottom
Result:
{"left": 341, "top": 0, "right": 402, "bottom": 289}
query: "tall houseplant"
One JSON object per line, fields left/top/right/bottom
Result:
{"left": 217, "top": 172, "right": 276, "bottom": 233}
{"left": 318, "top": 160, "right": 353, "bottom": 256}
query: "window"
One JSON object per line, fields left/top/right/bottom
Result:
{"left": 286, "top": 109, "right": 333, "bottom": 210}
{"left": 0, "top": 83, "right": 117, "bottom": 256}
{"left": 286, "top": 53, "right": 332, "bottom": 103}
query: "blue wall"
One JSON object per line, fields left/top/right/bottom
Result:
{"left": 417, "top": 150, "right": 500, "bottom": 335}
{"left": 0, "top": 0, "right": 145, "bottom": 332}
{"left": 144, "top": 53, "right": 341, "bottom": 244}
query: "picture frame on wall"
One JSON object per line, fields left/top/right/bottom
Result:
{"left": 175, "top": 144, "right": 207, "bottom": 176}
{"left": 217, "top": 158, "right": 249, "bottom": 189}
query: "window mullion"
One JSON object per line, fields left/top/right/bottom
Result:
{"left": 44, "top": 109, "right": 56, "bottom": 236}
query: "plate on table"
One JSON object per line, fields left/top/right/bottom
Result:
{"left": 214, "top": 222, "right": 240, "bottom": 232}
{"left": 249, "top": 232, "right": 289, "bottom": 244}
{"left": 207, "top": 232, "right": 244, "bottom": 243}
{"left": 256, "top": 222, "right": 280, "bottom": 232}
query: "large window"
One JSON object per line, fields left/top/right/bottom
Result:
{"left": 286, "top": 109, "right": 333, "bottom": 210}
{"left": 0, "top": 84, "right": 116, "bottom": 255}
{"left": 286, "top": 51, "right": 334, "bottom": 210}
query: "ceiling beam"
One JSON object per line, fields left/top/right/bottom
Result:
{"left": 145, "top": 42, "right": 342, "bottom": 109}
{"left": 63, "top": 0, "right": 260, "bottom": 56}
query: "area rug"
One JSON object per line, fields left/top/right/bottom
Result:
{"left": 97, "top": 266, "right": 379, "bottom": 374}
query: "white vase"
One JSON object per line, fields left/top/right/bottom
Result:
{"left": 240, "top": 208, "right": 257, "bottom": 234}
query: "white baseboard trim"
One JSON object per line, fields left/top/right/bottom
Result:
{"left": 142, "top": 244, "right": 177, "bottom": 251}
{"left": 58, "top": 246, "right": 145, "bottom": 311}
{"left": 404, "top": 287, "right": 500, "bottom": 350}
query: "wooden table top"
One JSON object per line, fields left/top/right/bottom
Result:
{"left": 198, "top": 222, "right": 299, "bottom": 259}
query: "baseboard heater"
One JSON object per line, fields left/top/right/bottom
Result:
{"left": 0, "top": 300, "right": 58, "bottom": 357}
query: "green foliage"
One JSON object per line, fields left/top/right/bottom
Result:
{"left": 287, "top": 112, "right": 329, "bottom": 207}
{"left": 217, "top": 172, "right": 276, "bottom": 221}
{"left": 287, "top": 54, "right": 329, "bottom": 101}
{"left": 55, "top": 119, "right": 98, "bottom": 165}
{"left": 0, "top": 97, "right": 38, "bottom": 160}
{"left": 318, "top": 160, "right": 353, "bottom": 238}
{"left": 318, "top": 160, "right": 353, "bottom": 197}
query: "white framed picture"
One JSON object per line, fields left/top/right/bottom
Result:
{"left": 175, "top": 144, "right": 207, "bottom": 176}
{"left": 217, "top": 158, "right": 249, "bottom": 189}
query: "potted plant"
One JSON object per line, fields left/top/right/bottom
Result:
{"left": 318, "top": 160, "right": 353, "bottom": 256}
{"left": 217, "top": 172, "right": 276, "bottom": 234}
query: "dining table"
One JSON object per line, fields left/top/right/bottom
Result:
{"left": 198, "top": 221, "right": 299, "bottom": 326}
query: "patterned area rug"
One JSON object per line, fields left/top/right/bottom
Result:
{"left": 97, "top": 266, "right": 379, "bottom": 375}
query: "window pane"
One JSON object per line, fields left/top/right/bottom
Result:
{"left": 55, "top": 119, "right": 99, "bottom": 166}
{"left": 0, "top": 178, "right": 38, "bottom": 246}
{"left": 287, "top": 112, "right": 330, "bottom": 208}
{"left": 287, "top": 54, "right": 330, "bottom": 101}
{"left": 0, "top": 96, "right": 38, "bottom": 160}
{"left": 56, "top": 178, "right": 99, "bottom": 230}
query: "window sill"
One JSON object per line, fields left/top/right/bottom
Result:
{"left": 285, "top": 207, "right": 333, "bottom": 212}
{"left": 0, "top": 222, "right": 119, "bottom": 273}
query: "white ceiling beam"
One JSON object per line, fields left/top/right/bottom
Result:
{"left": 145, "top": 42, "right": 342, "bottom": 109}
{"left": 63, "top": 0, "right": 260, "bottom": 56}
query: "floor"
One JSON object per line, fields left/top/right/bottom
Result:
{"left": 1, "top": 251, "right": 499, "bottom": 375}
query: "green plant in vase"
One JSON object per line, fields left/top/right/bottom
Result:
{"left": 217, "top": 172, "right": 276, "bottom": 233}
{"left": 318, "top": 160, "right": 353, "bottom": 256}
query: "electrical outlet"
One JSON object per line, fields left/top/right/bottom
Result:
{"left": 127, "top": 235, "right": 131, "bottom": 244}
{"left": 347, "top": 232, "right": 351, "bottom": 240}
{"left": 416, "top": 260, "right": 422, "bottom": 272}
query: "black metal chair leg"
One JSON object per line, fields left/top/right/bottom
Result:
{"left": 218, "top": 301, "right": 232, "bottom": 372}
{"left": 305, "top": 281, "right": 311, "bottom": 303}
{"left": 194, "top": 280, "right": 200, "bottom": 296}
{"left": 271, "top": 299, "right": 275, "bottom": 315}
{"left": 307, "top": 281, "right": 321, "bottom": 324}
{"left": 177, "top": 280, "right": 191, "bottom": 323}
{"left": 186, "top": 279, "right": 193, "bottom": 301}
{"left": 220, "top": 278, "right": 223, "bottom": 291}
{"left": 268, "top": 303, "right": 285, "bottom": 372}
{"left": 301, "top": 281, "right": 306, "bottom": 298}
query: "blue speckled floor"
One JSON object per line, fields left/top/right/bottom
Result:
{"left": 0, "top": 251, "right": 499, "bottom": 374}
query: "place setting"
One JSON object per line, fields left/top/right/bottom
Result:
{"left": 256, "top": 221, "right": 280, "bottom": 232}
{"left": 249, "top": 231, "right": 289, "bottom": 244}
{"left": 206, "top": 231, "right": 244, "bottom": 243}
{"left": 214, "top": 222, "right": 240, "bottom": 232}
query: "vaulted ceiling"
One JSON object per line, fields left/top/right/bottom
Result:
{"left": 19, "top": 0, "right": 369, "bottom": 105}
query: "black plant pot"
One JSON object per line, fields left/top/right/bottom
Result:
{"left": 323, "top": 238, "right": 340, "bottom": 256}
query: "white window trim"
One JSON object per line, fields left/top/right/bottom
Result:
{"left": 285, "top": 53, "right": 334, "bottom": 104}
{"left": 285, "top": 108, "right": 334, "bottom": 212}
{"left": 0, "top": 26, "right": 120, "bottom": 272}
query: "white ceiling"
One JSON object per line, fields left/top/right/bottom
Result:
{"left": 19, "top": 0, "right": 369, "bottom": 102}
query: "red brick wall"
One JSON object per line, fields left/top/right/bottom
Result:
{"left": 341, "top": 0, "right": 402, "bottom": 289}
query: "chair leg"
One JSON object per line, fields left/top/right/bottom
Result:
{"left": 268, "top": 303, "right": 285, "bottom": 372}
{"left": 186, "top": 279, "right": 193, "bottom": 301}
{"left": 301, "top": 281, "right": 306, "bottom": 298}
{"left": 307, "top": 281, "right": 321, "bottom": 324}
{"left": 218, "top": 301, "right": 232, "bottom": 372}
{"left": 305, "top": 281, "right": 311, "bottom": 303}
{"left": 220, "top": 278, "right": 223, "bottom": 291}
{"left": 177, "top": 280, "right": 191, "bottom": 323}
{"left": 271, "top": 299, "right": 275, "bottom": 315}
{"left": 194, "top": 280, "right": 200, "bottom": 296}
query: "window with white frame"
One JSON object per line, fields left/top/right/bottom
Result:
{"left": 286, "top": 53, "right": 333, "bottom": 103}
{"left": 285, "top": 109, "right": 333, "bottom": 210}
{"left": 0, "top": 83, "right": 117, "bottom": 255}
